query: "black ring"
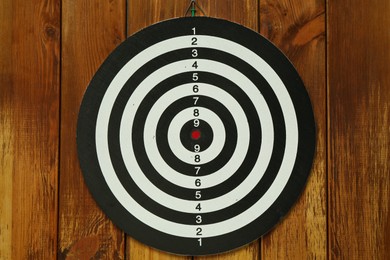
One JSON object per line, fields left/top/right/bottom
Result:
{"left": 77, "top": 17, "right": 316, "bottom": 256}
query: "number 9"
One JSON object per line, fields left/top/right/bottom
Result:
{"left": 194, "top": 144, "right": 201, "bottom": 152}
{"left": 194, "top": 119, "right": 200, "bottom": 127}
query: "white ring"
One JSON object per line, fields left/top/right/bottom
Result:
{"left": 121, "top": 61, "right": 269, "bottom": 210}
{"left": 95, "top": 35, "right": 297, "bottom": 238}
{"left": 142, "top": 84, "right": 248, "bottom": 189}
{"left": 167, "top": 107, "right": 225, "bottom": 165}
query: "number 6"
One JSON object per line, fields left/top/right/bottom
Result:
{"left": 193, "top": 85, "right": 199, "bottom": 93}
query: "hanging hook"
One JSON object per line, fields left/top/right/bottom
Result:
{"left": 184, "top": 0, "right": 207, "bottom": 17}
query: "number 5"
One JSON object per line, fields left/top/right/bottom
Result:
{"left": 195, "top": 191, "right": 201, "bottom": 199}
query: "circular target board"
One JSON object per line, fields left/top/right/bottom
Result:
{"left": 77, "top": 17, "right": 316, "bottom": 256}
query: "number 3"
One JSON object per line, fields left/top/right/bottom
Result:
{"left": 192, "top": 49, "right": 198, "bottom": 57}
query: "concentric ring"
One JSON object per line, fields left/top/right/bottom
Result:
{"left": 143, "top": 83, "right": 252, "bottom": 183}
{"left": 131, "top": 76, "right": 264, "bottom": 202}
{"left": 120, "top": 60, "right": 272, "bottom": 210}
{"left": 153, "top": 83, "right": 239, "bottom": 177}
{"left": 77, "top": 17, "right": 316, "bottom": 256}
{"left": 167, "top": 107, "right": 225, "bottom": 164}
{"left": 179, "top": 119, "right": 213, "bottom": 152}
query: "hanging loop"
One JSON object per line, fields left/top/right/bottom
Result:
{"left": 184, "top": 0, "right": 207, "bottom": 17}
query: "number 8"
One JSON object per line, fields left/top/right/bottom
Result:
{"left": 193, "top": 109, "right": 199, "bottom": 117}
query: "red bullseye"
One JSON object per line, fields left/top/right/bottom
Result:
{"left": 191, "top": 129, "right": 201, "bottom": 140}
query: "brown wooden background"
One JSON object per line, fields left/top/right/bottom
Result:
{"left": 0, "top": 0, "right": 389, "bottom": 259}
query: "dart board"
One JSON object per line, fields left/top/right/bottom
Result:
{"left": 77, "top": 17, "right": 316, "bottom": 256}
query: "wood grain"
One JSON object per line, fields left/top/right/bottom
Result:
{"left": 1, "top": 0, "right": 388, "bottom": 259}
{"left": 59, "top": 0, "right": 126, "bottom": 259}
{"left": 0, "top": 0, "right": 60, "bottom": 259}
{"left": 0, "top": 0, "right": 13, "bottom": 259}
{"left": 203, "top": 0, "right": 258, "bottom": 30}
{"left": 128, "top": 0, "right": 188, "bottom": 35}
{"left": 260, "top": 0, "right": 327, "bottom": 259}
{"left": 328, "top": 0, "right": 390, "bottom": 259}
{"left": 127, "top": 1, "right": 191, "bottom": 259}
{"left": 197, "top": 1, "right": 260, "bottom": 259}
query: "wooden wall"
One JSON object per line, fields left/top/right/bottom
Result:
{"left": 0, "top": 0, "right": 388, "bottom": 259}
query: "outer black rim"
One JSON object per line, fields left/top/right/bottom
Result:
{"left": 77, "top": 17, "right": 316, "bottom": 256}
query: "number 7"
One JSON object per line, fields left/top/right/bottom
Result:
{"left": 193, "top": 96, "right": 199, "bottom": 105}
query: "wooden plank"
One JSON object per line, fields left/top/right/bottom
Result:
{"left": 127, "top": 0, "right": 259, "bottom": 259}
{"left": 197, "top": 2, "right": 260, "bottom": 259}
{"left": 260, "top": 0, "right": 327, "bottom": 259}
{"left": 0, "top": 0, "right": 60, "bottom": 259}
{"left": 203, "top": 0, "right": 258, "bottom": 30}
{"left": 128, "top": 0, "right": 188, "bottom": 35}
{"left": 58, "top": 0, "right": 126, "bottom": 259}
{"left": 328, "top": 0, "right": 390, "bottom": 259}
{"left": 127, "top": 1, "right": 190, "bottom": 259}
{"left": 0, "top": 0, "right": 14, "bottom": 259}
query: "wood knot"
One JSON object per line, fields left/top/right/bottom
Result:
{"left": 43, "top": 25, "right": 58, "bottom": 40}
{"left": 292, "top": 13, "right": 325, "bottom": 46}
